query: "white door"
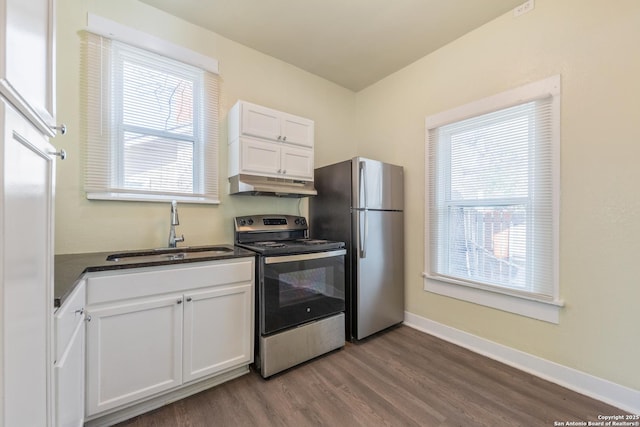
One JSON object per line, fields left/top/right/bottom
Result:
{"left": 281, "top": 113, "right": 314, "bottom": 147}
{"left": 85, "top": 295, "right": 184, "bottom": 416}
{"left": 281, "top": 146, "right": 314, "bottom": 181}
{"left": 183, "top": 283, "right": 253, "bottom": 383}
{"left": 240, "top": 137, "right": 281, "bottom": 177}
{"left": 1, "top": 100, "right": 55, "bottom": 427}
{"left": 1, "top": 0, "right": 56, "bottom": 129}
{"left": 240, "top": 102, "right": 280, "bottom": 141}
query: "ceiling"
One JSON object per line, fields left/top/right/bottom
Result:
{"left": 139, "top": 0, "right": 525, "bottom": 91}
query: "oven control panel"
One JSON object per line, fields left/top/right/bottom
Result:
{"left": 234, "top": 215, "right": 307, "bottom": 232}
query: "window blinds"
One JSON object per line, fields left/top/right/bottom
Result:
{"left": 81, "top": 31, "right": 219, "bottom": 203}
{"left": 427, "top": 97, "right": 557, "bottom": 301}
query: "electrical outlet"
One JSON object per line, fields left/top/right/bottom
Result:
{"left": 514, "top": 0, "right": 535, "bottom": 17}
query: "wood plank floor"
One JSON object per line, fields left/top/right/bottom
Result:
{"left": 117, "top": 325, "right": 625, "bottom": 427}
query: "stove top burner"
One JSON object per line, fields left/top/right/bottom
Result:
{"left": 234, "top": 214, "right": 345, "bottom": 255}
{"left": 297, "top": 239, "right": 329, "bottom": 245}
{"left": 253, "top": 241, "right": 287, "bottom": 248}
{"left": 237, "top": 239, "right": 344, "bottom": 255}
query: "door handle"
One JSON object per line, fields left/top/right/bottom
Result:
{"left": 359, "top": 210, "right": 368, "bottom": 259}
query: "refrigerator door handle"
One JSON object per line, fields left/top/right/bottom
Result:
{"left": 358, "top": 160, "right": 368, "bottom": 258}
{"left": 359, "top": 160, "right": 368, "bottom": 209}
{"left": 359, "top": 209, "right": 368, "bottom": 258}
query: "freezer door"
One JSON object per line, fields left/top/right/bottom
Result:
{"left": 352, "top": 209, "right": 404, "bottom": 340}
{"left": 352, "top": 157, "right": 404, "bottom": 211}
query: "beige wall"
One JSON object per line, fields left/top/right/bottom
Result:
{"left": 355, "top": 0, "right": 640, "bottom": 391}
{"left": 54, "top": 0, "right": 357, "bottom": 254}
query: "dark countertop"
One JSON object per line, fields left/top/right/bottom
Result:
{"left": 54, "top": 245, "right": 256, "bottom": 308}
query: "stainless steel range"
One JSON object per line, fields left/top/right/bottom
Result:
{"left": 235, "top": 214, "right": 346, "bottom": 378}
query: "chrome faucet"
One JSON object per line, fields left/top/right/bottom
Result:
{"left": 168, "top": 200, "right": 185, "bottom": 248}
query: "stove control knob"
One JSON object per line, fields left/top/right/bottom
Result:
{"left": 247, "top": 218, "right": 254, "bottom": 225}
{"left": 294, "top": 218, "right": 300, "bottom": 225}
{"left": 301, "top": 218, "right": 307, "bottom": 225}
{"left": 239, "top": 219, "right": 246, "bottom": 226}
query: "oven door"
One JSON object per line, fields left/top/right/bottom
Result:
{"left": 260, "top": 249, "right": 346, "bottom": 335}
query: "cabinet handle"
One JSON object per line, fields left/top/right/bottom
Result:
{"left": 52, "top": 123, "right": 67, "bottom": 135}
{"left": 177, "top": 299, "right": 183, "bottom": 304}
{"left": 282, "top": 136, "right": 287, "bottom": 141}
{"left": 49, "top": 148, "right": 67, "bottom": 160}
{"left": 85, "top": 315, "right": 92, "bottom": 322}
{"left": 277, "top": 135, "right": 282, "bottom": 140}
{"left": 186, "top": 297, "right": 192, "bottom": 302}
{"left": 277, "top": 169, "right": 282, "bottom": 174}
{"left": 283, "top": 170, "right": 286, "bottom": 174}
{"left": 75, "top": 308, "right": 84, "bottom": 316}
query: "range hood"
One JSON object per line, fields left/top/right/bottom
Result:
{"left": 229, "top": 174, "right": 317, "bottom": 197}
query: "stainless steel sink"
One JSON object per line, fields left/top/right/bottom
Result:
{"left": 106, "top": 246, "right": 234, "bottom": 263}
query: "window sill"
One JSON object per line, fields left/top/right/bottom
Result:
{"left": 423, "top": 273, "right": 564, "bottom": 324}
{"left": 87, "top": 192, "right": 220, "bottom": 205}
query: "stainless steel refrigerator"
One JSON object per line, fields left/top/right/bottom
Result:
{"left": 310, "top": 157, "right": 404, "bottom": 341}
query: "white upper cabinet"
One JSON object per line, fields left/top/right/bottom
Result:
{"left": 280, "top": 112, "right": 314, "bottom": 148}
{"left": 0, "top": 0, "right": 57, "bottom": 135}
{"left": 228, "top": 100, "right": 315, "bottom": 181}
{"left": 236, "top": 136, "right": 314, "bottom": 181}
{"left": 232, "top": 101, "right": 314, "bottom": 148}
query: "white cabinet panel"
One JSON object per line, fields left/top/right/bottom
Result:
{"left": 240, "top": 137, "right": 281, "bottom": 176}
{"left": 85, "top": 295, "right": 184, "bottom": 416}
{"left": 240, "top": 102, "right": 281, "bottom": 141}
{"left": 54, "top": 280, "right": 85, "bottom": 427}
{"left": 55, "top": 320, "right": 84, "bottom": 427}
{"left": 281, "top": 113, "right": 314, "bottom": 148}
{"left": 183, "top": 283, "right": 253, "bottom": 383}
{"left": 1, "top": 100, "right": 55, "bottom": 427}
{"left": 236, "top": 137, "right": 314, "bottom": 180}
{"left": 281, "top": 145, "right": 314, "bottom": 180}
{"left": 0, "top": 0, "right": 56, "bottom": 131}
{"left": 233, "top": 101, "right": 313, "bottom": 147}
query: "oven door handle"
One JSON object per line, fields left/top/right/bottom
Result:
{"left": 264, "top": 249, "right": 346, "bottom": 264}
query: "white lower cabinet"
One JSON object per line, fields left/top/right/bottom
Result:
{"left": 183, "top": 284, "right": 252, "bottom": 383}
{"left": 83, "top": 258, "right": 255, "bottom": 421}
{"left": 85, "top": 294, "right": 184, "bottom": 416}
{"left": 54, "top": 280, "right": 86, "bottom": 427}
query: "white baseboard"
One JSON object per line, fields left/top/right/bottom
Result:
{"left": 403, "top": 311, "right": 640, "bottom": 414}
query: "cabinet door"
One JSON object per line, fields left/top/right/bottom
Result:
{"left": 55, "top": 321, "right": 84, "bottom": 427}
{"left": 1, "top": 100, "right": 55, "bottom": 427}
{"left": 281, "top": 145, "right": 314, "bottom": 181}
{"left": 54, "top": 281, "right": 85, "bottom": 427}
{"left": 240, "top": 102, "right": 280, "bottom": 141}
{"left": 240, "top": 137, "right": 281, "bottom": 177}
{"left": 1, "top": 0, "right": 56, "bottom": 131}
{"left": 85, "top": 295, "right": 183, "bottom": 416}
{"left": 183, "top": 283, "right": 253, "bottom": 383}
{"left": 281, "top": 113, "right": 314, "bottom": 148}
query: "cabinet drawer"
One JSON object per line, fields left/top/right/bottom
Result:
{"left": 54, "top": 280, "right": 86, "bottom": 363}
{"left": 86, "top": 258, "right": 254, "bottom": 305}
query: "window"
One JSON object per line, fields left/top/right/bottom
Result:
{"left": 424, "top": 76, "right": 562, "bottom": 323}
{"left": 82, "top": 26, "right": 219, "bottom": 203}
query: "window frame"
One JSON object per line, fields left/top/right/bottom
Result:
{"left": 83, "top": 14, "right": 220, "bottom": 205}
{"left": 111, "top": 42, "right": 204, "bottom": 195}
{"left": 424, "top": 75, "right": 563, "bottom": 323}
